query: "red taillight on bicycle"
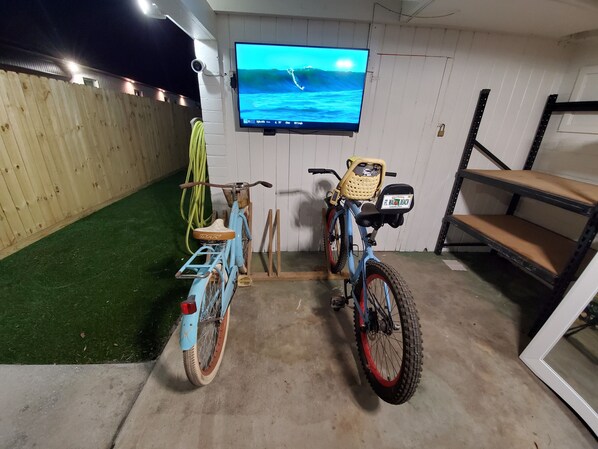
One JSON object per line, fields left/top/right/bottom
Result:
{"left": 180, "top": 299, "right": 197, "bottom": 315}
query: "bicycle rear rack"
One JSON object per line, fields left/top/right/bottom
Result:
{"left": 175, "top": 245, "right": 224, "bottom": 280}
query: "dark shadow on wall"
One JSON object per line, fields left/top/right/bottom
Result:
{"left": 276, "top": 178, "right": 334, "bottom": 251}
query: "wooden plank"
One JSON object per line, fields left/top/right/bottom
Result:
{"left": 275, "top": 209, "right": 281, "bottom": 275}
{"left": 252, "top": 271, "right": 347, "bottom": 281}
{"left": 71, "top": 83, "right": 113, "bottom": 201}
{"left": 31, "top": 75, "right": 84, "bottom": 215}
{"left": 451, "top": 214, "right": 593, "bottom": 276}
{"left": 0, "top": 72, "right": 44, "bottom": 234}
{"left": 465, "top": 169, "right": 598, "bottom": 206}
{"left": 76, "top": 84, "right": 115, "bottom": 202}
{"left": 111, "top": 89, "right": 139, "bottom": 192}
{"left": 0, "top": 96, "right": 30, "bottom": 244}
{"left": 266, "top": 209, "right": 273, "bottom": 275}
{"left": 6, "top": 72, "right": 62, "bottom": 225}
{"left": 57, "top": 79, "right": 103, "bottom": 207}
{"left": 0, "top": 139, "right": 18, "bottom": 246}
{"left": 48, "top": 77, "right": 96, "bottom": 210}
{"left": 19, "top": 73, "right": 70, "bottom": 218}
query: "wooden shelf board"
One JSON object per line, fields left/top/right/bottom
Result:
{"left": 251, "top": 271, "right": 348, "bottom": 281}
{"left": 463, "top": 169, "right": 598, "bottom": 207}
{"left": 450, "top": 214, "right": 584, "bottom": 277}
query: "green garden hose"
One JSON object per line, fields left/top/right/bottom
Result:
{"left": 180, "top": 120, "right": 213, "bottom": 254}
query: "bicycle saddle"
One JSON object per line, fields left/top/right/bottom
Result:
{"left": 355, "top": 184, "right": 415, "bottom": 229}
{"left": 355, "top": 202, "right": 404, "bottom": 229}
{"left": 193, "top": 219, "right": 235, "bottom": 241}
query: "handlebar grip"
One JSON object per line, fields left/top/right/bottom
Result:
{"left": 385, "top": 171, "right": 397, "bottom": 177}
{"left": 260, "top": 181, "right": 273, "bottom": 188}
{"left": 308, "top": 168, "right": 328, "bottom": 174}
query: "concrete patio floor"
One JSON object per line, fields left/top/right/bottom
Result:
{"left": 2, "top": 252, "right": 595, "bottom": 448}
{"left": 111, "top": 252, "right": 596, "bottom": 449}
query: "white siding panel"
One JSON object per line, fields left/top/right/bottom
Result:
{"left": 200, "top": 96, "right": 223, "bottom": 111}
{"left": 194, "top": 14, "right": 569, "bottom": 252}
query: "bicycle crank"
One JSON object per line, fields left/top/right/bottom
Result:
{"left": 330, "top": 295, "right": 348, "bottom": 311}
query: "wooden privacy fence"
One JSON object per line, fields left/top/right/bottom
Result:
{"left": 0, "top": 69, "right": 200, "bottom": 257}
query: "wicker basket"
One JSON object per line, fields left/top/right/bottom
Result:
{"left": 341, "top": 174, "right": 381, "bottom": 200}
{"left": 339, "top": 157, "right": 386, "bottom": 200}
{"left": 223, "top": 186, "right": 250, "bottom": 208}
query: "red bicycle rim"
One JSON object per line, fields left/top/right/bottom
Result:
{"left": 359, "top": 274, "right": 402, "bottom": 387}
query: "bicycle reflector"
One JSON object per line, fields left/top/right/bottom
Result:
{"left": 180, "top": 296, "right": 197, "bottom": 315}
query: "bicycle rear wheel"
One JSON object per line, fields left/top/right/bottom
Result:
{"left": 183, "top": 270, "right": 230, "bottom": 386}
{"left": 354, "top": 261, "right": 423, "bottom": 404}
{"left": 323, "top": 206, "right": 347, "bottom": 273}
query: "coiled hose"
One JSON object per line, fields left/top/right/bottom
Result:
{"left": 180, "top": 120, "right": 212, "bottom": 254}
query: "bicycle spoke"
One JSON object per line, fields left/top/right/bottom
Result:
{"left": 367, "top": 283, "right": 391, "bottom": 323}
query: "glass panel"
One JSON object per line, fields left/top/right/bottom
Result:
{"left": 545, "top": 297, "right": 598, "bottom": 410}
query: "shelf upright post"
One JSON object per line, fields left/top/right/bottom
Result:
{"left": 434, "top": 89, "right": 491, "bottom": 254}
{"left": 506, "top": 94, "right": 558, "bottom": 215}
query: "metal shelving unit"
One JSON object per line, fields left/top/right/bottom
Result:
{"left": 434, "top": 89, "right": 598, "bottom": 334}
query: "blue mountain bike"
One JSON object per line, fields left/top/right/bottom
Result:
{"left": 177, "top": 180, "right": 271, "bottom": 386}
{"left": 309, "top": 157, "right": 423, "bottom": 404}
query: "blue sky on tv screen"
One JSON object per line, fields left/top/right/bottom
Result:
{"left": 236, "top": 43, "right": 368, "bottom": 72}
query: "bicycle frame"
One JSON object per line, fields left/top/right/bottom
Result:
{"left": 179, "top": 199, "right": 251, "bottom": 351}
{"left": 331, "top": 199, "right": 392, "bottom": 326}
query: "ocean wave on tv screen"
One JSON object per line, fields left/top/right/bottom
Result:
{"left": 237, "top": 68, "right": 366, "bottom": 94}
{"left": 239, "top": 90, "right": 364, "bottom": 123}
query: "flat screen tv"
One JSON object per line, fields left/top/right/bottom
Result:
{"left": 235, "top": 42, "right": 369, "bottom": 132}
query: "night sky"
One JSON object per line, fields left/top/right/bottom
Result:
{"left": 0, "top": 0, "right": 199, "bottom": 99}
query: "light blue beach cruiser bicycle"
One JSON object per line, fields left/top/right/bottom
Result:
{"left": 309, "top": 156, "right": 423, "bottom": 404}
{"left": 177, "top": 180, "right": 271, "bottom": 386}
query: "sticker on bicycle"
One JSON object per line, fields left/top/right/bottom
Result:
{"left": 381, "top": 194, "right": 413, "bottom": 209}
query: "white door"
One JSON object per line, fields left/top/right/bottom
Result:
{"left": 363, "top": 54, "right": 450, "bottom": 251}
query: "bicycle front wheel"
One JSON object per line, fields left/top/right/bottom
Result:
{"left": 323, "top": 206, "right": 347, "bottom": 273}
{"left": 183, "top": 270, "right": 230, "bottom": 386}
{"left": 354, "top": 261, "right": 423, "bottom": 404}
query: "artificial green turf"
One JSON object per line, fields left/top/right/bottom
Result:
{"left": 0, "top": 173, "right": 192, "bottom": 364}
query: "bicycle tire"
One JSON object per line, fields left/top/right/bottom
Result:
{"left": 354, "top": 261, "right": 423, "bottom": 404}
{"left": 323, "top": 206, "right": 347, "bottom": 273}
{"left": 183, "top": 269, "right": 230, "bottom": 386}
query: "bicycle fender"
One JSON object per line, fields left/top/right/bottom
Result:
{"left": 180, "top": 311, "right": 199, "bottom": 351}
{"left": 180, "top": 277, "right": 209, "bottom": 351}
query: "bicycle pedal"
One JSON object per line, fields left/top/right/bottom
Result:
{"left": 238, "top": 275, "right": 252, "bottom": 287}
{"left": 330, "top": 295, "right": 347, "bottom": 310}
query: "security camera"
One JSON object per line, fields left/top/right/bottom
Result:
{"left": 191, "top": 59, "right": 206, "bottom": 73}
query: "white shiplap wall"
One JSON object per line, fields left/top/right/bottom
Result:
{"left": 196, "top": 15, "right": 569, "bottom": 251}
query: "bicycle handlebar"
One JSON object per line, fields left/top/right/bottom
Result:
{"left": 179, "top": 180, "right": 273, "bottom": 190}
{"left": 308, "top": 168, "right": 342, "bottom": 180}
{"left": 308, "top": 168, "right": 397, "bottom": 179}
